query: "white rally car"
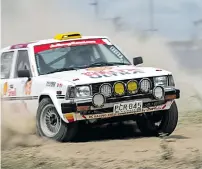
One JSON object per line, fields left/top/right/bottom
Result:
{"left": 1, "top": 32, "right": 180, "bottom": 142}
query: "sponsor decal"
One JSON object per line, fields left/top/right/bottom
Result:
{"left": 50, "top": 40, "right": 97, "bottom": 48}
{"left": 83, "top": 102, "right": 172, "bottom": 120}
{"left": 8, "top": 88, "right": 16, "bottom": 96}
{"left": 3, "top": 82, "right": 8, "bottom": 95}
{"left": 34, "top": 39, "right": 106, "bottom": 53}
{"left": 82, "top": 68, "right": 144, "bottom": 78}
{"left": 64, "top": 113, "right": 75, "bottom": 122}
{"left": 46, "top": 81, "right": 56, "bottom": 87}
{"left": 77, "top": 106, "right": 90, "bottom": 111}
{"left": 162, "top": 104, "right": 167, "bottom": 109}
{"left": 109, "top": 46, "right": 124, "bottom": 59}
{"left": 9, "top": 84, "right": 14, "bottom": 89}
{"left": 57, "top": 83, "right": 63, "bottom": 88}
{"left": 86, "top": 112, "right": 130, "bottom": 119}
{"left": 86, "top": 67, "right": 112, "bottom": 72}
{"left": 25, "top": 80, "right": 32, "bottom": 95}
{"left": 46, "top": 82, "right": 62, "bottom": 88}
{"left": 72, "top": 78, "right": 79, "bottom": 81}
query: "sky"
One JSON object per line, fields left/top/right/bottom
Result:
{"left": 1, "top": 0, "right": 202, "bottom": 42}
{"left": 59, "top": 0, "right": 202, "bottom": 41}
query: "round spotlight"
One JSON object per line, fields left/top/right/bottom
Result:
{"left": 153, "top": 86, "right": 164, "bottom": 100}
{"left": 114, "top": 82, "right": 125, "bottom": 96}
{"left": 127, "top": 80, "right": 138, "bottom": 94}
{"left": 92, "top": 93, "right": 105, "bottom": 107}
{"left": 139, "top": 78, "right": 151, "bottom": 93}
{"left": 100, "top": 83, "right": 112, "bottom": 97}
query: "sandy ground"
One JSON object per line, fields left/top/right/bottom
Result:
{"left": 1, "top": 102, "right": 202, "bottom": 169}
{"left": 1, "top": 1, "right": 202, "bottom": 168}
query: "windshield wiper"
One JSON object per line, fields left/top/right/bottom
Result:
{"left": 46, "top": 67, "right": 78, "bottom": 74}
{"left": 87, "top": 62, "right": 131, "bottom": 68}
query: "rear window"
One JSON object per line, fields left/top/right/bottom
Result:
{"left": 1, "top": 51, "right": 14, "bottom": 79}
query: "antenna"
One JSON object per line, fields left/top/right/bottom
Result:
{"left": 89, "top": 0, "right": 99, "bottom": 18}
{"left": 148, "top": 0, "right": 157, "bottom": 32}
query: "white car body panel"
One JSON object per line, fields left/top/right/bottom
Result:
{"left": 42, "top": 65, "right": 171, "bottom": 85}
{"left": 0, "top": 34, "right": 178, "bottom": 124}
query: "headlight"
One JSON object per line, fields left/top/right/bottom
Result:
{"left": 153, "top": 86, "right": 164, "bottom": 100}
{"left": 127, "top": 80, "right": 138, "bottom": 94}
{"left": 100, "top": 83, "right": 112, "bottom": 97}
{"left": 75, "top": 86, "right": 91, "bottom": 97}
{"left": 153, "top": 76, "right": 168, "bottom": 87}
{"left": 92, "top": 93, "right": 105, "bottom": 107}
{"left": 168, "top": 75, "right": 175, "bottom": 87}
{"left": 114, "top": 82, "right": 125, "bottom": 96}
{"left": 139, "top": 78, "right": 151, "bottom": 93}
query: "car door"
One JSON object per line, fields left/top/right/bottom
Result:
{"left": 13, "top": 49, "right": 38, "bottom": 114}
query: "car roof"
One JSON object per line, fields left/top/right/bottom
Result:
{"left": 1, "top": 36, "right": 110, "bottom": 52}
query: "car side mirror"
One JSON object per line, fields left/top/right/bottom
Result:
{"left": 133, "top": 56, "right": 143, "bottom": 66}
{"left": 17, "top": 69, "right": 30, "bottom": 78}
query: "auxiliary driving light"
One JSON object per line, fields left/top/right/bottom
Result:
{"left": 127, "top": 80, "right": 138, "bottom": 94}
{"left": 114, "top": 82, "right": 125, "bottom": 96}
{"left": 100, "top": 83, "right": 112, "bottom": 97}
{"left": 139, "top": 78, "right": 151, "bottom": 93}
{"left": 153, "top": 86, "right": 164, "bottom": 100}
{"left": 92, "top": 93, "right": 105, "bottom": 107}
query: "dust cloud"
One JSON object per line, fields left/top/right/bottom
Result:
{"left": 1, "top": 101, "right": 53, "bottom": 149}
{"left": 1, "top": 0, "right": 202, "bottom": 148}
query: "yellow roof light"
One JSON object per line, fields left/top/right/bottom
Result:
{"left": 54, "top": 32, "right": 82, "bottom": 40}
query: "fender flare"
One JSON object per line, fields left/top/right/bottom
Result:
{"left": 38, "top": 89, "right": 68, "bottom": 123}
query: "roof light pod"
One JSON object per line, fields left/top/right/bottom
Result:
{"left": 54, "top": 32, "right": 82, "bottom": 40}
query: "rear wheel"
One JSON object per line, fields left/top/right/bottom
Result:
{"left": 36, "top": 98, "right": 78, "bottom": 142}
{"left": 136, "top": 101, "right": 178, "bottom": 137}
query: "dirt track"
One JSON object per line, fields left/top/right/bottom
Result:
{"left": 1, "top": 1, "right": 202, "bottom": 168}
{"left": 1, "top": 106, "right": 202, "bottom": 169}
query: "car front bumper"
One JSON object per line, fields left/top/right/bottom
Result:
{"left": 61, "top": 88, "right": 180, "bottom": 123}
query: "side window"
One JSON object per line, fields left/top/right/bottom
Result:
{"left": 1, "top": 51, "right": 14, "bottom": 79}
{"left": 15, "top": 50, "right": 32, "bottom": 78}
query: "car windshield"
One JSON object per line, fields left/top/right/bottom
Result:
{"left": 34, "top": 38, "right": 131, "bottom": 75}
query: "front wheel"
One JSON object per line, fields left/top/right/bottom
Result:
{"left": 136, "top": 101, "right": 178, "bottom": 137}
{"left": 36, "top": 98, "right": 78, "bottom": 142}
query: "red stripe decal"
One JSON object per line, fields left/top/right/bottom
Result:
{"left": 34, "top": 38, "right": 106, "bottom": 53}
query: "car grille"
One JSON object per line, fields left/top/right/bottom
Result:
{"left": 91, "top": 77, "right": 154, "bottom": 98}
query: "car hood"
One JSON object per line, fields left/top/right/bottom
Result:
{"left": 44, "top": 65, "right": 171, "bottom": 85}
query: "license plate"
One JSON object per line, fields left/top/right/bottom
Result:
{"left": 113, "top": 101, "right": 143, "bottom": 114}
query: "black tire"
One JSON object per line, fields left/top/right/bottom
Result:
{"left": 36, "top": 98, "right": 78, "bottom": 142}
{"left": 136, "top": 101, "right": 178, "bottom": 137}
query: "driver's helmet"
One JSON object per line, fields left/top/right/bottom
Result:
{"left": 68, "top": 47, "right": 92, "bottom": 66}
